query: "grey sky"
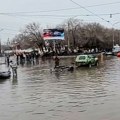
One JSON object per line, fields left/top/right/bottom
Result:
{"left": 0, "top": 0, "right": 120, "bottom": 43}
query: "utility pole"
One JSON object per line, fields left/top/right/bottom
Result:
{"left": 112, "top": 22, "right": 120, "bottom": 47}
{"left": 0, "top": 39, "right": 1, "bottom": 54}
{"left": 67, "top": 22, "right": 70, "bottom": 50}
{"left": 0, "top": 29, "right": 4, "bottom": 54}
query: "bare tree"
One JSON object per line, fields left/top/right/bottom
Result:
{"left": 23, "top": 22, "right": 45, "bottom": 51}
{"left": 10, "top": 18, "right": 120, "bottom": 52}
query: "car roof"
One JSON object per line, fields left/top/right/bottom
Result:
{"left": 77, "top": 54, "right": 95, "bottom": 57}
{"left": 77, "top": 54, "right": 88, "bottom": 57}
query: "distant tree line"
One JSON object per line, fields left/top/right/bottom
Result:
{"left": 10, "top": 18, "right": 120, "bottom": 52}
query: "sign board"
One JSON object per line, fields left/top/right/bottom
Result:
{"left": 43, "top": 28, "right": 64, "bottom": 40}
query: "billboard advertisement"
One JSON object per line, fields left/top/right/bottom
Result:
{"left": 43, "top": 28, "right": 64, "bottom": 40}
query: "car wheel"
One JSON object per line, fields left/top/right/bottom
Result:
{"left": 96, "top": 61, "right": 98, "bottom": 66}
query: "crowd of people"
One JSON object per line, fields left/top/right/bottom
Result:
{"left": 5, "top": 51, "right": 40, "bottom": 66}
{"left": 4, "top": 46, "right": 101, "bottom": 70}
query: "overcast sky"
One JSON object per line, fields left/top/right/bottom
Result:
{"left": 0, "top": 0, "right": 120, "bottom": 43}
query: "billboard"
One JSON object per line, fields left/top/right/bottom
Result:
{"left": 43, "top": 28, "right": 64, "bottom": 40}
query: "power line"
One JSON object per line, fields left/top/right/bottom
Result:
{"left": 1, "top": 12, "right": 120, "bottom": 17}
{"left": 87, "top": 1, "right": 120, "bottom": 8}
{"left": 0, "top": 27, "right": 18, "bottom": 32}
{"left": 0, "top": 1, "right": 120, "bottom": 14}
{"left": 70, "top": 0, "right": 110, "bottom": 23}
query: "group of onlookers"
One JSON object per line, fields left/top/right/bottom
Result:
{"left": 5, "top": 51, "right": 40, "bottom": 66}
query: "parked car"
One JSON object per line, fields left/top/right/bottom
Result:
{"left": 75, "top": 54, "right": 98, "bottom": 67}
{"left": 112, "top": 44, "right": 120, "bottom": 55}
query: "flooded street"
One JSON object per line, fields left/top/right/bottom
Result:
{"left": 0, "top": 56, "right": 120, "bottom": 120}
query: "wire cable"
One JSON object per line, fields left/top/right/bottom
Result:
{"left": 1, "top": 12, "right": 120, "bottom": 17}
{"left": 70, "top": 0, "right": 110, "bottom": 23}
{"left": 0, "top": 1, "right": 120, "bottom": 14}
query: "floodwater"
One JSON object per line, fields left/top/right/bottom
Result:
{"left": 0, "top": 56, "right": 120, "bottom": 120}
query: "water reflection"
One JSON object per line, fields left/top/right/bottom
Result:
{"left": 0, "top": 79, "right": 8, "bottom": 84}
{"left": 0, "top": 56, "right": 120, "bottom": 120}
{"left": 12, "top": 75, "right": 18, "bottom": 85}
{"left": 54, "top": 72, "right": 60, "bottom": 79}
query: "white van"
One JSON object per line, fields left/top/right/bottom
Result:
{"left": 112, "top": 44, "right": 120, "bottom": 55}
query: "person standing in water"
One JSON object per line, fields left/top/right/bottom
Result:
{"left": 6, "top": 54, "right": 10, "bottom": 66}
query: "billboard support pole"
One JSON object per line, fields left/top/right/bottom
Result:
{"left": 53, "top": 39, "right": 56, "bottom": 53}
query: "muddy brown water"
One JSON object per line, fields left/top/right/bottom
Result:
{"left": 0, "top": 56, "right": 120, "bottom": 120}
